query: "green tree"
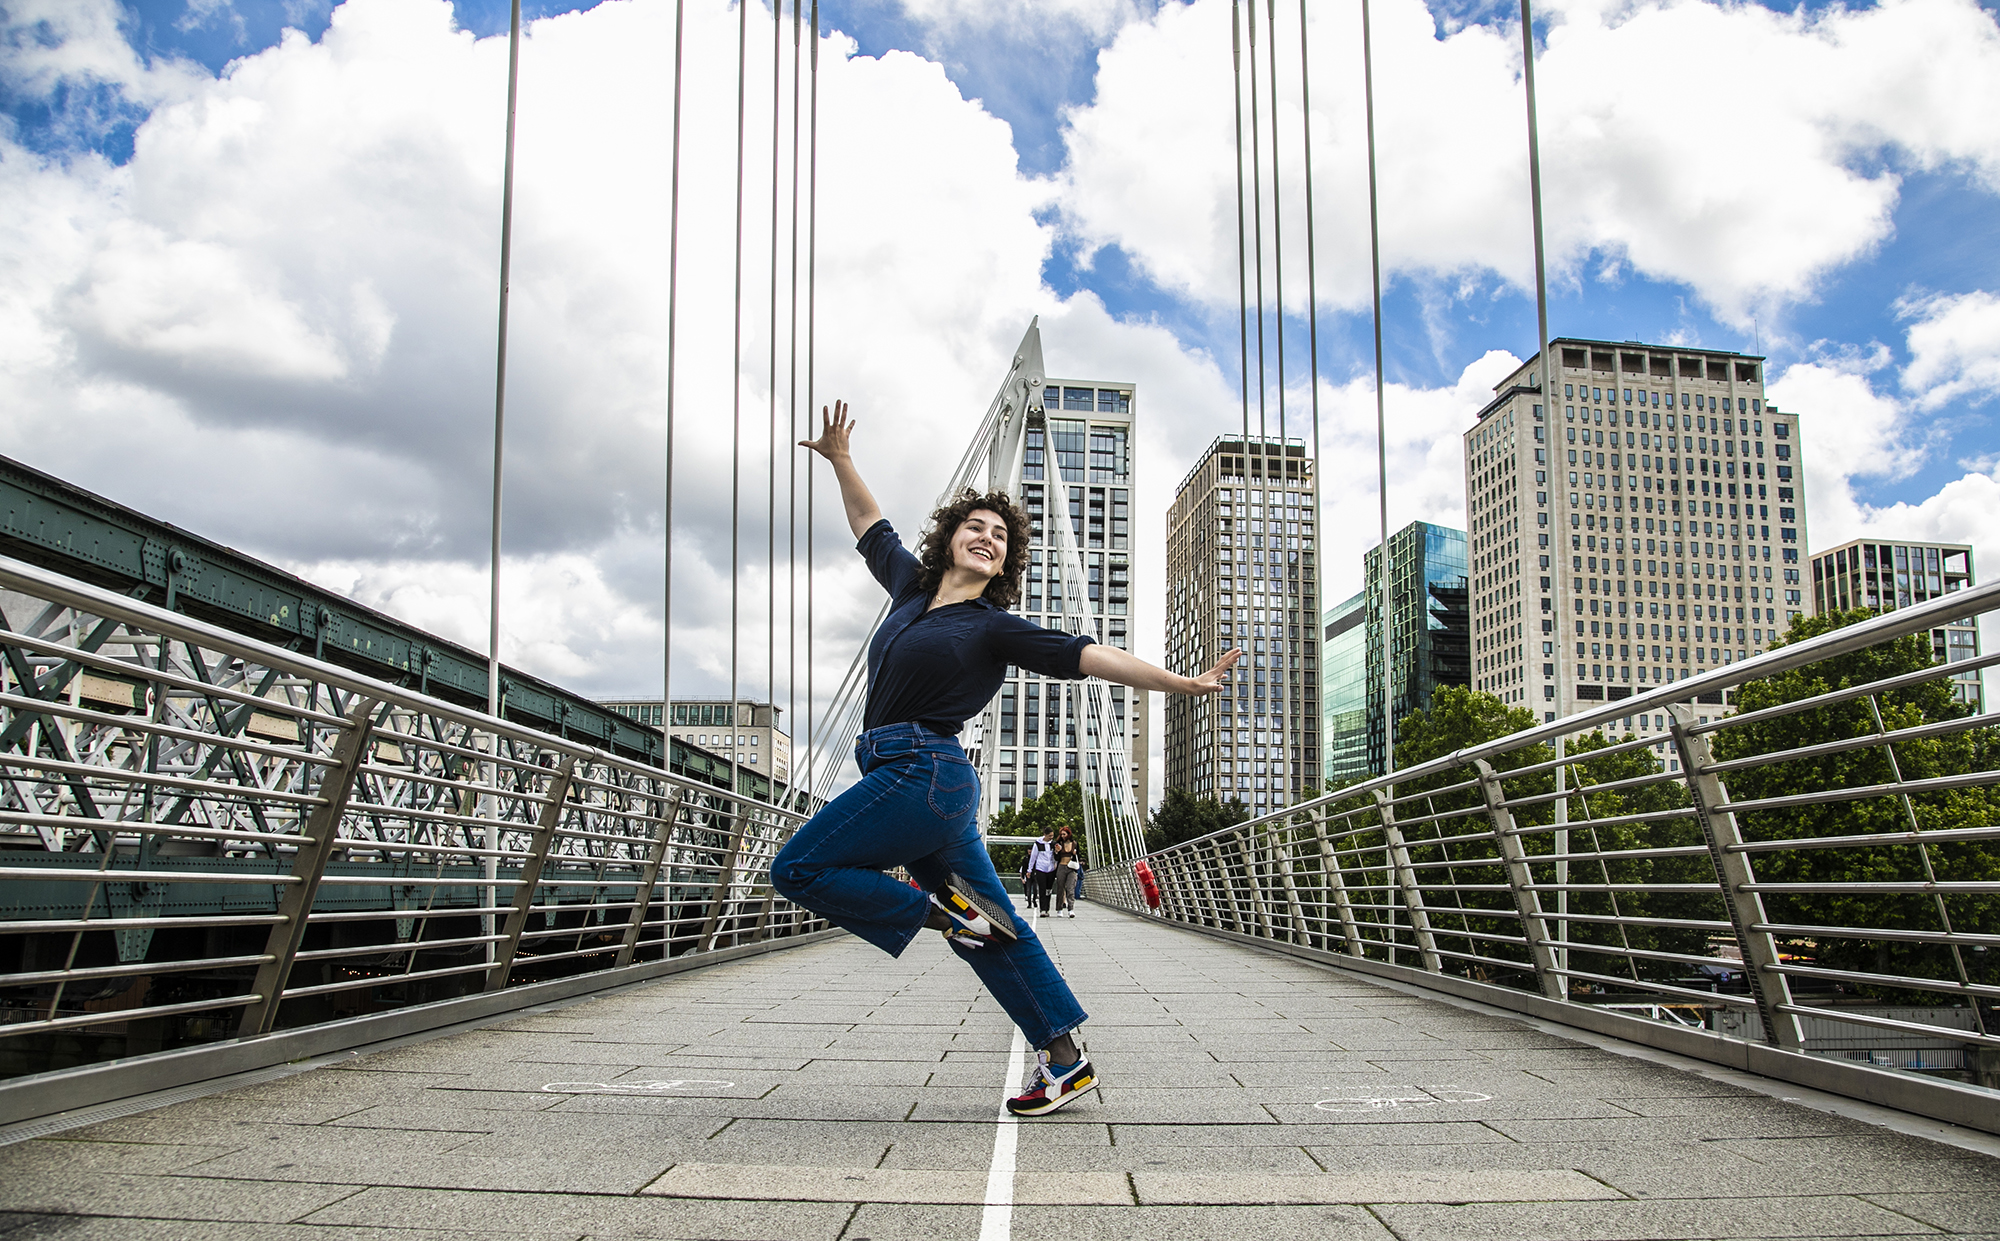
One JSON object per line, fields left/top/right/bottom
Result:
{"left": 989, "top": 781, "right": 1083, "bottom": 872}
{"left": 1146, "top": 786, "right": 1250, "bottom": 853}
{"left": 1714, "top": 607, "right": 2000, "bottom": 999}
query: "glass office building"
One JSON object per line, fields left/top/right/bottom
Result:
{"left": 1321, "top": 590, "right": 1371, "bottom": 789}
{"left": 1362, "top": 522, "right": 1470, "bottom": 774}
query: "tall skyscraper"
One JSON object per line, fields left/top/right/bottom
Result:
{"left": 1321, "top": 589, "right": 1369, "bottom": 789}
{"left": 1464, "top": 339, "right": 1807, "bottom": 742}
{"left": 983, "top": 379, "right": 1145, "bottom": 819}
{"left": 1361, "top": 522, "right": 1469, "bottom": 774}
{"left": 1811, "top": 538, "right": 1981, "bottom": 709}
{"left": 1164, "top": 437, "right": 1320, "bottom": 814}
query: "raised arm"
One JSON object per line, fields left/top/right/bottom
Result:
{"left": 798, "top": 400, "right": 883, "bottom": 539}
{"left": 1079, "top": 643, "right": 1241, "bottom": 696}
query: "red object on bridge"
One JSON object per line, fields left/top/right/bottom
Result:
{"left": 1133, "top": 859, "right": 1161, "bottom": 908}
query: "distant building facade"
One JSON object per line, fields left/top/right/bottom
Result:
{"left": 1465, "top": 339, "right": 1807, "bottom": 751}
{"left": 1811, "top": 539, "right": 1981, "bottom": 709}
{"left": 1361, "top": 522, "right": 1469, "bottom": 775}
{"left": 1163, "top": 436, "right": 1320, "bottom": 814}
{"left": 599, "top": 698, "right": 791, "bottom": 783}
{"left": 1320, "top": 589, "right": 1370, "bottom": 789}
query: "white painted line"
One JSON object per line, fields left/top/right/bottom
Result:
{"left": 978, "top": 901, "right": 1034, "bottom": 1241}
{"left": 541, "top": 1079, "right": 736, "bottom": 1094}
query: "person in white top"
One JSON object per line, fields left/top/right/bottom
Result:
{"left": 1023, "top": 830, "right": 1058, "bottom": 915}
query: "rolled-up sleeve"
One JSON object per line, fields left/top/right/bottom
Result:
{"left": 990, "top": 612, "right": 1095, "bottom": 680}
{"left": 857, "top": 519, "right": 923, "bottom": 600}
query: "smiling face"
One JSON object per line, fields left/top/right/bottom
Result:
{"left": 949, "top": 509, "right": 1008, "bottom": 580}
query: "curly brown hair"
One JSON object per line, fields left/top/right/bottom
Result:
{"left": 915, "top": 488, "right": 1032, "bottom": 610}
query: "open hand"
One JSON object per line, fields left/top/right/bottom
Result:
{"left": 1185, "top": 648, "right": 1243, "bottom": 694}
{"left": 798, "top": 400, "right": 853, "bottom": 462}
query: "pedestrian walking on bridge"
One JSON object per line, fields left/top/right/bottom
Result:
{"left": 775, "top": 401, "right": 1240, "bottom": 1116}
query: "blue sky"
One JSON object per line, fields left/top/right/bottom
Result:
{"left": 24, "top": 0, "right": 2000, "bottom": 517}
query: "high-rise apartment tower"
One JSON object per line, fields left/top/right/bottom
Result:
{"left": 1465, "top": 339, "right": 1809, "bottom": 747}
{"left": 984, "top": 379, "right": 1146, "bottom": 817}
{"left": 1164, "top": 437, "right": 1320, "bottom": 813}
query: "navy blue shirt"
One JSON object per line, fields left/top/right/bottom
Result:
{"left": 858, "top": 518, "right": 1094, "bottom": 736}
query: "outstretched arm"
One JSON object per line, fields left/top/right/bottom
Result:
{"left": 798, "top": 400, "right": 883, "bottom": 539}
{"left": 1079, "top": 644, "right": 1241, "bottom": 696}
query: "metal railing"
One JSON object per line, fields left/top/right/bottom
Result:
{"left": 1090, "top": 579, "right": 2000, "bottom": 1126}
{"left": 0, "top": 555, "right": 826, "bottom": 1075}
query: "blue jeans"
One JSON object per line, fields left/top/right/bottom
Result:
{"left": 771, "top": 722, "right": 1087, "bottom": 1050}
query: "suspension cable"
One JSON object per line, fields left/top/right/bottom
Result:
{"left": 805, "top": 0, "right": 820, "bottom": 808}
{"left": 1298, "top": 0, "right": 1323, "bottom": 644}
{"left": 1230, "top": 0, "right": 1250, "bottom": 760}
{"left": 769, "top": 0, "right": 782, "bottom": 767}
{"left": 1246, "top": 0, "right": 1268, "bottom": 491}
{"left": 664, "top": 0, "right": 686, "bottom": 751}
{"left": 1265, "top": 0, "right": 1285, "bottom": 496}
{"left": 729, "top": 0, "right": 748, "bottom": 804}
{"left": 487, "top": 0, "right": 522, "bottom": 721}
{"left": 1362, "top": 0, "right": 1391, "bottom": 778}
{"left": 787, "top": 0, "right": 802, "bottom": 809}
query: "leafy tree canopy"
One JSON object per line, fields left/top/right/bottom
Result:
{"left": 1146, "top": 785, "right": 1250, "bottom": 853}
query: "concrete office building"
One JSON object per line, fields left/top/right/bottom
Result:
{"left": 1811, "top": 539, "right": 1981, "bottom": 710}
{"left": 600, "top": 698, "right": 792, "bottom": 783}
{"left": 1360, "top": 522, "right": 1470, "bottom": 775}
{"left": 1164, "top": 436, "right": 1320, "bottom": 813}
{"left": 1464, "top": 339, "right": 1809, "bottom": 751}
{"left": 987, "top": 380, "right": 1146, "bottom": 817}
{"left": 1321, "top": 590, "right": 1370, "bottom": 789}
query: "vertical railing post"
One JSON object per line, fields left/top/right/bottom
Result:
{"left": 1373, "top": 789, "right": 1441, "bottom": 973}
{"left": 616, "top": 782, "right": 688, "bottom": 967}
{"left": 1311, "top": 810, "right": 1364, "bottom": 956}
{"left": 487, "top": 754, "right": 578, "bottom": 991}
{"left": 696, "top": 797, "right": 752, "bottom": 952}
{"left": 1668, "top": 704, "right": 1803, "bottom": 1049}
{"left": 1209, "top": 837, "right": 1247, "bottom": 932}
{"left": 1275, "top": 827, "right": 1306, "bottom": 946}
{"left": 1474, "top": 759, "right": 1564, "bottom": 1000}
{"left": 238, "top": 696, "right": 378, "bottom": 1036}
{"left": 1233, "top": 831, "right": 1273, "bottom": 938}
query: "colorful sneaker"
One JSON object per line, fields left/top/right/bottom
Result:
{"left": 1007, "top": 1050, "right": 1097, "bottom": 1116}
{"left": 931, "top": 877, "right": 1019, "bottom": 944}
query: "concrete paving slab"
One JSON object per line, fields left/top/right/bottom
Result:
{"left": 301, "top": 1186, "right": 851, "bottom": 1238}
{"left": 1, "top": 1171, "right": 363, "bottom": 1223}
{"left": 1006, "top": 1202, "right": 1400, "bottom": 1240}
{"left": 1131, "top": 1168, "right": 1624, "bottom": 1205}
{"left": 1371, "top": 1195, "right": 1944, "bottom": 1240}
{"left": 1858, "top": 1194, "right": 2000, "bottom": 1233}
{"left": 640, "top": 1161, "right": 1132, "bottom": 1204}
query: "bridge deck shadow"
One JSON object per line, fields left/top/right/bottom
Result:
{"left": 3, "top": 904, "right": 1998, "bottom": 1239}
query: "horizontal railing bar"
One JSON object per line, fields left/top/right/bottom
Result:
{"left": 305, "top": 905, "right": 514, "bottom": 924}
{"left": 1542, "top": 911, "right": 1733, "bottom": 931}
{"left": 0, "top": 953, "right": 273, "bottom": 988}
{"left": 1704, "top": 710, "right": 2000, "bottom": 778}
{"left": 341, "top": 800, "right": 546, "bottom": 836}
{"left": 0, "top": 866, "right": 297, "bottom": 885}
{"left": 0, "top": 812, "right": 314, "bottom": 848}
{"left": 291, "top": 934, "right": 507, "bottom": 962}
{"left": 1742, "top": 880, "right": 2000, "bottom": 894}
{"left": 1544, "top": 966, "right": 1760, "bottom": 1008}
{"left": 277, "top": 961, "right": 495, "bottom": 999}
{"left": 0, "top": 690, "right": 339, "bottom": 768}
{"left": 0, "top": 627, "right": 352, "bottom": 728}
{"left": 0, "top": 914, "right": 287, "bottom": 934}
{"left": 1774, "top": 1003, "right": 2000, "bottom": 1050}
{"left": 0, "top": 754, "right": 328, "bottom": 807}
{"left": 353, "top": 762, "right": 555, "bottom": 803}
{"left": 1729, "top": 823, "right": 2000, "bottom": 854}
{"left": 314, "top": 874, "right": 526, "bottom": 888}
{"left": 323, "top": 840, "right": 534, "bottom": 862}
{"left": 507, "top": 943, "right": 624, "bottom": 967}
{"left": 1752, "top": 921, "right": 2000, "bottom": 948}
{"left": 1713, "top": 650, "right": 2000, "bottom": 736}
{"left": 1764, "top": 961, "right": 2000, "bottom": 1001}
{"left": 1720, "top": 769, "right": 2000, "bottom": 816}
{"left": 0, "top": 993, "right": 262, "bottom": 1039}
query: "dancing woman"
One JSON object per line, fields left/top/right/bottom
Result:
{"left": 774, "top": 401, "right": 1240, "bottom": 1115}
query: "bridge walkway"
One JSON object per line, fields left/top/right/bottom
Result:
{"left": 3, "top": 904, "right": 1998, "bottom": 1240}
